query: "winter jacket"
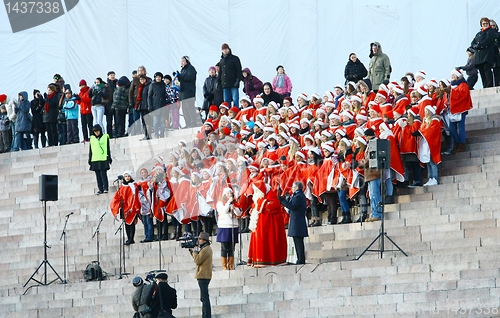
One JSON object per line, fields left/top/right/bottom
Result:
{"left": 135, "top": 79, "right": 151, "bottom": 112}
{"left": 0, "top": 112, "right": 9, "bottom": 132}
{"left": 15, "top": 92, "right": 32, "bottom": 132}
{"left": 279, "top": 189, "right": 308, "bottom": 237}
{"left": 62, "top": 97, "right": 79, "bottom": 120}
{"left": 112, "top": 76, "right": 131, "bottom": 111}
{"left": 459, "top": 56, "right": 478, "bottom": 76}
{"left": 129, "top": 76, "right": 152, "bottom": 105}
{"left": 218, "top": 50, "right": 242, "bottom": 89}
{"left": 272, "top": 74, "right": 293, "bottom": 95}
{"left": 43, "top": 92, "right": 59, "bottom": 123}
{"left": 261, "top": 82, "right": 283, "bottom": 106}
{"left": 178, "top": 62, "right": 197, "bottom": 100}
{"left": 213, "top": 73, "right": 224, "bottom": 107}
{"left": 6, "top": 99, "right": 16, "bottom": 123}
{"left": 471, "top": 27, "right": 497, "bottom": 67}
{"left": 190, "top": 243, "right": 212, "bottom": 280}
{"left": 147, "top": 80, "right": 167, "bottom": 113}
{"left": 344, "top": 58, "right": 368, "bottom": 84}
{"left": 107, "top": 79, "right": 117, "bottom": 105}
{"left": 30, "top": 90, "right": 45, "bottom": 130}
{"left": 88, "top": 83, "right": 110, "bottom": 106}
{"left": 78, "top": 86, "right": 92, "bottom": 115}
{"left": 131, "top": 284, "right": 155, "bottom": 318}
{"left": 242, "top": 68, "right": 264, "bottom": 102}
{"left": 367, "top": 41, "right": 392, "bottom": 91}
{"left": 202, "top": 74, "right": 217, "bottom": 111}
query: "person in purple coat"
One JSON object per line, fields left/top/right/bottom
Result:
{"left": 241, "top": 68, "right": 263, "bottom": 106}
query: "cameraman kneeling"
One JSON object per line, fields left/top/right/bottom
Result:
{"left": 189, "top": 232, "right": 213, "bottom": 318}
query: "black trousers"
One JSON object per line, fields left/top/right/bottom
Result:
{"left": 293, "top": 236, "right": 305, "bottom": 264}
{"left": 493, "top": 66, "right": 500, "bottom": 87}
{"left": 181, "top": 99, "right": 201, "bottom": 128}
{"left": 81, "top": 113, "right": 93, "bottom": 141}
{"left": 45, "top": 122, "right": 58, "bottom": 146}
{"left": 321, "top": 192, "right": 339, "bottom": 224}
{"left": 221, "top": 242, "right": 235, "bottom": 258}
{"left": 200, "top": 216, "right": 214, "bottom": 235}
{"left": 94, "top": 169, "right": 109, "bottom": 192}
{"left": 198, "top": 279, "right": 211, "bottom": 318}
{"left": 125, "top": 223, "right": 135, "bottom": 243}
{"left": 66, "top": 119, "right": 79, "bottom": 143}
{"left": 106, "top": 109, "right": 114, "bottom": 138}
{"left": 115, "top": 109, "right": 126, "bottom": 137}
{"left": 477, "top": 63, "right": 493, "bottom": 88}
{"left": 467, "top": 73, "right": 478, "bottom": 90}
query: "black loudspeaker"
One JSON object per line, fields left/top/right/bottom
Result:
{"left": 368, "top": 139, "right": 391, "bottom": 169}
{"left": 39, "top": 175, "right": 58, "bottom": 201}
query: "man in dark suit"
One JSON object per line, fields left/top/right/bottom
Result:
{"left": 150, "top": 273, "right": 177, "bottom": 317}
{"left": 278, "top": 181, "right": 308, "bottom": 265}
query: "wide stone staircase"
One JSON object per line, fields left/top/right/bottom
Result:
{"left": 1, "top": 87, "right": 500, "bottom": 317}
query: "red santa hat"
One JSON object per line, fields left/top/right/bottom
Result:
{"left": 415, "top": 70, "right": 426, "bottom": 79}
{"left": 375, "top": 90, "right": 388, "bottom": 100}
{"left": 378, "top": 84, "right": 389, "bottom": 93}
{"left": 304, "top": 134, "right": 314, "bottom": 143}
{"left": 355, "top": 136, "right": 367, "bottom": 146}
{"left": 356, "top": 110, "right": 368, "bottom": 121}
{"left": 314, "top": 120, "right": 324, "bottom": 126}
{"left": 203, "top": 144, "right": 213, "bottom": 153}
{"left": 300, "top": 117, "right": 311, "bottom": 125}
{"left": 427, "top": 78, "right": 439, "bottom": 88}
{"left": 351, "top": 94, "right": 362, "bottom": 104}
{"left": 341, "top": 99, "right": 352, "bottom": 107}
{"left": 393, "top": 108, "right": 404, "bottom": 117}
{"left": 369, "top": 104, "right": 382, "bottom": 115}
{"left": 408, "top": 107, "right": 419, "bottom": 117}
{"left": 297, "top": 93, "right": 309, "bottom": 101}
{"left": 254, "top": 121, "right": 265, "bottom": 130}
{"left": 170, "top": 151, "right": 179, "bottom": 160}
{"left": 302, "top": 109, "right": 313, "bottom": 118}
{"left": 240, "top": 95, "right": 251, "bottom": 104}
{"left": 219, "top": 102, "right": 229, "bottom": 110}
{"left": 267, "top": 133, "right": 278, "bottom": 142}
{"left": 245, "top": 141, "right": 256, "bottom": 149}
{"left": 289, "top": 136, "right": 299, "bottom": 145}
{"left": 451, "top": 69, "right": 465, "bottom": 78}
{"left": 288, "top": 105, "right": 299, "bottom": 114}
{"left": 289, "top": 121, "right": 300, "bottom": 130}
{"left": 341, "top": 110, "right": 354, "bottom": 120}
{"left": 153, "top": 155, "right": 164, "bottom": 164}
{"left": 257, "top": 141, "right": 268, "bottom": 149}
{"left": 324, "top": 101, "right": 335, "bottom": 108}
{"left": 268, "top": 101, "right": 279, "bottom": 110}
{"left": 279, "top": 123, "right": 290, "bottom": 132}
{"left": 324, "top": 91, "right": 335, "bottom": 102}
{"left": 336, "top": 128, "right": 346, "bottom": 137}
{"left": 221, "top": 126, "right": 231, "bottom": 135}
{"left": 354, "top": 127, "right": 365, "bottom": 137}
{"left": 310, "top": 93, "right": 320, "bottom": 100}
{"left": 329, "top": 111, "right": 340, "bottom": 120}
{"left": 316, "top": 108, "right": 327, "bottom": 116}
{"left": 295, "top": 150, "right": 307, "bottom": 159}
{"left": 321, "top": 130, "right": 333, "bottom": 138}
{"left": 240, "top": 127, "right": 251, "bottom": 135}
{"left": 425, "top": 105, "right": 437, "bottom": 115}
{"left": 264, "top": 124, "right": 274, "bottom": 132}
{"left": 322, "top": 143, "right": 335, "bottom": 153}
{"left": 271, "top": 115, "right": 280, "bottom": 122}
{"left": 231, "top": 119, "right": 241, "bottom": 127}
{"left": 308, "top": 147, "right": 322, "bottom": 156}
{"left": 248, "top": 163, "right": 260, "bottom": 171}
{"left": 229, "top": 106, "right": 239, "bottom": 114}
{"left": 253, "top": 180, "right": 268, "bottom": 195}
{"left": 393, "top": 85, "right": 404, "bottom": 94}
{"left": 0, "top": 94, "right": 7, "bottom": 103}
{"left": 253, "top": 95, "right": 264, "bottom": 105}
{"left": 209, "top": 105, "right": 219, "bottom": 112}
{"left": 340, "top": 138, "right": 352, "bottom": 148}
{"left": 278, "top": 131, "right": 290, "bottom": 141}
{"left": 417, "top": 86, "right": 428, "bottom": 96}
{"left": 388, "top": 81, "right": 399, "bottom": 89}
{"left": 440, "top": 78, "right": 451, "bottom": 87}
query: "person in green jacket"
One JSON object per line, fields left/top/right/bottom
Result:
{"left": 89, "top": 124, "right": 112, "bottom": 195}
{"left": 367, "top": 41, "right": 392, "bottom": 92}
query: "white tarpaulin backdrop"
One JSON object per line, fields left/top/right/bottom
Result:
{"left": 0, "top": 0, "right": 499, "bottom": 101}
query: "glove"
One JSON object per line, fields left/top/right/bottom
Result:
{"left": 136, "top": 184, "right": 142, "bottom": 190}
{"left": 172, "top": 71, "right": 179, "bottom": 77}
{"left": 383, "top": 80, "right": 389, "bottom": 85}
{"left": 234, "top": 81, "right": 239, "bottom": 88}
{"left": 277, "top": 195, "right": 285, "bottom": 202}
{"left": 44, "top": 92, "right": 48, "bottom": 99}
{"left": 285, "top": 192, "right": 291, "bottom": 200}
{"left": 411, "top": 130, "right": 421, "bottom": 137}
{"left": 352, "top": 161, "right": 358, "bottom": 169}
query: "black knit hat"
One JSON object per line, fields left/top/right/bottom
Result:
{"left": 154, "top": 72, "right": 164, "bottom": 79}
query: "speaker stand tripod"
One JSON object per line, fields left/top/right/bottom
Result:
{"left": 356, "top": 167, "right": 408, "bottom": 260}
{"left": 23, "top": 201, "right": 63, "bottom": 294}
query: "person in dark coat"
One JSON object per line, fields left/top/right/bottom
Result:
{"left": 106, "top": 71, "right": 117, "bottom": 138}
{"left": 458, "top": 47, "right": 479, "bottom": 90}
{"left": 218, "top": 43, "right": 242, "bottom": 109}
{"left": 129, "top": 66, "right": 150, "bottom": 132}
{"left": 176, "top": 56, "right": 199, "bottom": 128}
{"left": 43, "top": 84, "right": 59, "bottom": 146}
{"left": 112, "top": 76, "right": 130, "bottom": 138}
{"left": 471, "top": 17, "right": 497, "bottom": 88}
{"left": 213, "top": 63, "right": 224, "bottom": 109}
{"left": 261, "top": 82, "right": 283, "bottom": 106}
{"left": 242, "top": 68, "right": 263, "bottom": 104}
{"left": 148, "top": 72, "right": 167, "bottom": 138}
{"left": 344, "top": 53, "right": 368, "bottom": 85}
{"left": 89, "top": 124, "right": 112, "bottom": 195}
{"left": 135, "top": 75, "right": 151, "bottom": 140}
{"left": 202, "top": 66, "right": 218, "bottom": 121}
{"left": 13, "top": 91, "right": 32, "bottom": 151}
{"left": 150, "top": 273, "right": 177, "bottom": 317}
{"left": 131, "top": 276, "right": 155, "bottom": 318}
{"left": 489, "top": 19, "right": 500, "bottom": 87}
{"left": 278, "top": 181, "right": 308, "bottom": 265}
{"left": 30, "top": 90, "right": 46, "bottom": 148}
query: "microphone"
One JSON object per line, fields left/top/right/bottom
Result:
{"left": 66, "top": 212, "right": 73, "bottom": 217}
{"left": 114, "top": 175, "right": 124, "bottom": 182}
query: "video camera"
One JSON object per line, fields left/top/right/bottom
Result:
{"left": 178, "top": 232, "right": 198, "bottom": 249}
{"left": 145, "top": 273, "right": 156, "bottom": 283}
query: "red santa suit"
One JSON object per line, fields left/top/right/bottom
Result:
{"left": 417, "top": 95, "right": 432, "bottom": 119}
{"left": 247, "top": 181, "right": 287, "bottom": 267}
{"left": 366, "top": 117, "right": 384, "bottom": 136}
{"left": 166, "top": 176, "right": 191, "bottom": 224}
{"left": 362, "top": 92, "right": 376, "bottom": 108}
{"left": 235, "top": 105, "right": 255, "bottom": 122}
{"left": 450, "top": 80, "right": 473, "bottom": 115}
{"left": 379, "top": 126, "right": 405, "bottom": 182}
{"left": 417, "top": 117, "right": 442, "bottom": 165}
{"left": 313, "top": 156, "right": 337, "bottom": 202}
{"left": 393, "top": 96, "right": 410, "bottom": 115}
{"left": 110, "top": 181, "right": 141, "bottom": 225}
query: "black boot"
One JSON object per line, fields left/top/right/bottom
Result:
{"left": 241, "top": 217, "right": 251, "bottom": 233}
{"left": 385, "top": 195, "right": 393, "bottom": 204}
{"left": 339, "top": 211, "right": 352, "bottom": 224}
{"left": 172, "top": 226, "right": 179, "bottom": 240}
{"left": 175, "top": 226, "right": 183, "bottom": 241}
{"left": 355, "top": 211, "right": 368, "bottom": 223}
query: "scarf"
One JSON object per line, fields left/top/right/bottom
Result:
{"left": 136, "top": 83, "right": 145, "bottom": 109}
{"left": 275, "top": 74, "right": 285, "bottom": 88}
{"left": 44, "top": 92, "right": 55, "bottom": 113}
{"left": 482, "top": 26, "right": 491, "bottom": 32}
{"left": 451, "top": 78, "right": 467, "bottom": 87}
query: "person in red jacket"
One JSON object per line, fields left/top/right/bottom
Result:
{"left": 78, "top": 80, "right": 93, "bottom": 142}
{"left": 448, "top": 69, "right": 473, "bottom": 153}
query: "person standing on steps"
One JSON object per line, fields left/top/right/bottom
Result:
{"left": 150, "top": 273, "right": 177, "bottom": 318}
{"left": 110, "top": 171, "right": 141, "bottom": 245}
{"left": 367, "top": 42, "right": 392, "bottom": 92}
{"left": 359, "top": 129, "right": 383, "bottom": 222}
{"left": 216, "top": 187, "right": 242, "bottom": 270}
{"left": 447, "top": 69, "right": 473, "bottom": 153}
{"left": 175, "top": 56, "right": 199, "bottom": 128}
{"left": 89, "top": 124, "right": 112, "bottom": 195}
{"left": 278, "top": 181, "right": 308, "bottom": 265}
{"left": 218, "top": 43, "right": 242, "bottom": 109}
{"left": 189, "top": 232, "right": 213, "bottom": 318}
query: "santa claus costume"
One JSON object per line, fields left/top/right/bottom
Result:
{"left": 247, "top": 181, "right": 287, "bottom": 267}
{"left": 110, "top": 171, "right": 141, "bottom": 245}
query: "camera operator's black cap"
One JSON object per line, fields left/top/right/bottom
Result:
{"left": 156, "top": 273, "right": 168, "bottom": 280}
{"left": 364, "top": 129, "right": 375, "bottom": 137}
{"left": 133, "top": 276, "right": 143, "bottom": 287}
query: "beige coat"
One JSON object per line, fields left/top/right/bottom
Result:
{"left": 191, "top": 244, "right": 213, "bottom": 280}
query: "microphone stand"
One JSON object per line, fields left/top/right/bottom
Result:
{"left": 152, "top": 183, "right": 165, "bottom": 273}
{"left": 59, "top": 212, "right": 72, "bottom": 284}
{"left": 92, "top": 211, "right": 106, "bottom": 281}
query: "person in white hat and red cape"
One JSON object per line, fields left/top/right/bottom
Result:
{"left": 247, "top": 180, "right": 287, "bottom": 267}
{"left": 110, "top": 171, "right": 141, "bottom": 245}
